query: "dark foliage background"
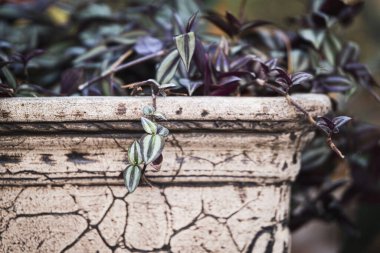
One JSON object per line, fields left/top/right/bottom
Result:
{"left": 0, "top": 1, "right": 379, "bottom": 252}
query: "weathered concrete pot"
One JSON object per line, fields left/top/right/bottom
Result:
{"left": 0, "top": 95, "right": 330, "bottom": 253}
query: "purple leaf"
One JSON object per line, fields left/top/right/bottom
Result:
{"left": 25, "top": 49, "right": 45, "bottom": 63}
{"left": 210, "top": 83, "right": 239, "bottom": 96}
{"left": 186, "top": 11, "right": 199, "bottom": 33}
{"left": 204, "top": 11, "right": 235, "bottom": 37}
{"left": 134, "top": 36, "right": 163, "bottom": 55}
{"left": 213, "top": 38, "right": 230, "bottom": 73}
{"left": 332, "top": 116, "right": 352, "bottom": 129}
{"left": 60, "top": 68, "right": 83, "bottom": 95}
{"left": 291, "top": 72, "right": 313, "bottom": 85}
{"left": 337, "top": 42, "right": 359, "bottom": 67}
{"left": 239, "top": 20, "right": 272, "bottom": 32}
{"left": 151, "top": 154, "right": 163, "bottom": 171}
{"left": 317, "top": 116, "right": 335, "bottom": 134}
{"left": 225, "top": 11, "right": 241, "bottom": 29}
{"left": 179, "top": 78, "right": 203, "bottom": 96}
{"left": 193, "top": 39, "right": 212, "bottom": 94}
{"left": 272, "top": 67, "right": 292, "bottom": 84}
{"left": 230, "top": 55, "right": 262, "bottom": 70}
{"left": 265, "top": 58, "right": 278, "bottom": 70}
{"left": 217, "top": 76, "right": 241, "bottom": 86}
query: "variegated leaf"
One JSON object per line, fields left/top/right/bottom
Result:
{"left": 141, "top": 117, "right": 157, "bottom": 134}
{"left": 143, "top": 105, "right": 155, "bottom": 116}
{"left": 153, "top": 112, "right": 167, "bottom": 120}
{"left": 156, "top": 50, "right": 180, "bottom": 84}
{"left": 123, "top": 165, "right": 142, "bottom": 192}
{"left": 127, "top": 140, "right": 143, "bottom": 165}
{"left": 175, "top": 32, "right": 196, "bottom": 71}
{"left": 157, "top": 125, "right": 169, "bottom": 137}
{"left": 141, "top": 134, "right": 165, "bottom": 164}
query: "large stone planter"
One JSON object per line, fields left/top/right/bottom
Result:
{"left": 0, "top": 95, "right": 330, "bottom": 253}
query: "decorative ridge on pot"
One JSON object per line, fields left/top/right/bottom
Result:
{"left": 0, "top": 94, "right": 330, "bottom": 187}
{"left": 0, "top": 94, "right": 330, "bottom": 131}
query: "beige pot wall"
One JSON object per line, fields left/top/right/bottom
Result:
{"left": 0, "top": 95, "right": 330, "bottom": 253}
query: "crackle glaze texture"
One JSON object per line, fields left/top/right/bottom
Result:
{"left": 0, "top": 95, "right": 331, "bottom": 253}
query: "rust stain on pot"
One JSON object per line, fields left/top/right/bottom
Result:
{"left": 201, "top": 110, "right": 209, "bottom": 117}
{"left": 73, "top": 110, "right": 85, "bottom": 118}
{"left": 0, "top": 110, "right": 11, "bottom": 119}
{"left": 0, "top": 154, "right": 22, "bottom": 164}
{"left": 66, "top": 151, "right": 96, "bottom": 164}
{"left": 116, "top": 103, "right": 126, "bottom": 116}
{"left": 175, "top": 107, "right": 183, "bottom": 115}
{"left": 40, "top": 154, "right": 56, "bottom": 165}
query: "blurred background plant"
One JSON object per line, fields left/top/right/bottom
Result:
{"left": 0, "top": 0, "right": 379, "bottom": 252}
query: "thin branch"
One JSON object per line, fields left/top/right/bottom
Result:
{"left": 256, "top": 78, "right": 345, "bottom": 158}
{"left": 78, "top": 50, "right": 166, "bottom": 91}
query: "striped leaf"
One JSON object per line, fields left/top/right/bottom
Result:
{"left": 127, "top": 140, "right": 143, "bottom": 165}
{"left": 1, "top": 66, "right": 17, "bottom": 89}
{"left": 141, "top": 117, "right": 157, "bottom": 134}
{"left": 157, "top": 125, "right": 169, "bottom": 137}
{"left": 123, "top": 165, "right": 142, "bottom": 192}
{"left": 175, "top": 32, "right": 196, "bottom": 71}
{"left": 143, "top": 105, "right": 155, "bottom": 116}
{"left": 156, "top": 50, "right": 180, "bottom": 84}
{"left": 141, "top": 134, "right": 164, "bottom": 164}
{"left": 153, "top": 112, "right": 167, "bottom": 121}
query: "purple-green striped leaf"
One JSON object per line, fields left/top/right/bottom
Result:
{"left": 141, "top": 117, "right": 157, "bottom": 134}
{"left": 141, "top": 134, "right": 164, "bottom": 164}
{"left": 175, "top": 32, "right": 196, "bottom": 71}
{"left": 124, "top": 165, "right": 142, "bottom": 192}
{"left": 156, "top": 50, "right": 180, "bottom": 84}
{"left": 128, "top": 140, "right": 143, "bottom": 165}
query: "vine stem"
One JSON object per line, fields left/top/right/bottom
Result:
{"left": 78, "top": 50, "right": 166, "bottom": 91}
{"left": 256, "top": 79, "right": 345, "bottom": 159}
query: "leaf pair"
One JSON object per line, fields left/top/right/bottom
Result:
{"left": 124, "top": 114, "right": 169, "bottom": 192}
{"left": 316, "top": 116, "right": 352, "bottom": 135}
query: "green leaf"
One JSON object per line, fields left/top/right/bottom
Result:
{"left": 143, "top": 105, "right": 155, "bottom": 116}
{"left": 153, "top": 112, "right": 167, "bottom": 120}
{"left": 1, "top": 66, "right": 17, "bottom": 89}
{"left": 175, "top": 32, "right": 196, "bottom": 71}
{"left": 159, "top": 83, "right": 177, "bottom": 89}
{"left": 73, "top": 45, "right": 107, "bottom": 64}
{"left": 157, "top": 125, "right": 169, "bottom": 137}
{"left": 141, "top": 134, "right": 165, "bottom": 164}
{"left": 123, "top": 165, "right": 142, "bottom": 192}
{"left": 128, "top": 140, "right": 143, "bottom": 165}
{"left": 141, "top": 117, "right": 157, "bottom": 134}
{"left": 299, "top": 29, "right": 326, "bottom": 49}
{"left": 156, "top": 50, "right": 180, "bottom": 84}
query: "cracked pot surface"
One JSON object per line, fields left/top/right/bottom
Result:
{"left": 0, "top": 95, "right": 330, "bottom": 252}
